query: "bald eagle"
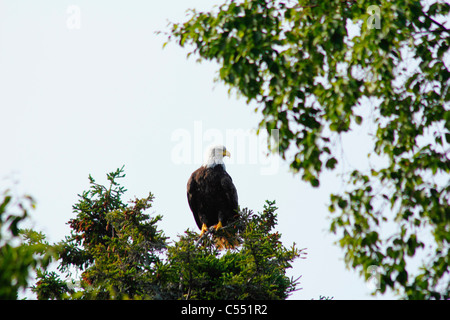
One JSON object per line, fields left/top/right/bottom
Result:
{"left": 187, "top": 145, "right": 239, "bottom": 245}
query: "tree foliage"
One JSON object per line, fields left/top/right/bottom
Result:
{"left": 166, "top": 0, "right": 450, "bottom": 299}
{"left": 32, "top": 167, "right": 303, "bottom": 300}
{"left": 0, "top": 192, "right": 53, "bottom": 299}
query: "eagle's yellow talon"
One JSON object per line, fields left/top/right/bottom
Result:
{"left": 199, "top": 223, "right": 208, "bottom": 237}
{"left": 214, "top": 221, "right": 223, "bottom": 231}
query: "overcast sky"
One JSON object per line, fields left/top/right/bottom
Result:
{"left": 0, "top": 0, "right": 396, "bottom": 299}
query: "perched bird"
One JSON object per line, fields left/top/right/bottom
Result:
{"left": 187, "top": 145, "right": 239, "bottom": 248}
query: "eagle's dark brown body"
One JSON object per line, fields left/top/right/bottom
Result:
{"left": 187, "top": 164, "right": 239, "bottom": 231}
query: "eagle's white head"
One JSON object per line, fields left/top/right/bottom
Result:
{"left": 203, "top": 145, "right": 231, "bottom": 170}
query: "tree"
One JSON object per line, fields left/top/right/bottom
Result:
{"left": 32, "top": 167, "right": 303, "bottom": 300}
{"left": 0, "top": 192, "right": 53, "bottom": 299}
{"left": 166, "top": 0, "right": 450, "bottom": 299}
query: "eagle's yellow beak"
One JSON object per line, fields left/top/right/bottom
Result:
{"left": 223, "top": 150, "right": 231, "bottom": 157}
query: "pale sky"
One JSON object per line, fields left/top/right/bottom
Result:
{"left": 0, "top": 0, "right": 396, "bottom": 299}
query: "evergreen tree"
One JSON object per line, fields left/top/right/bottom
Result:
{"left": 32, "top": 167, "right": 303, "bottom": 300}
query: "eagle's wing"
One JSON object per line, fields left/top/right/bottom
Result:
{"left": 221, "top": 172, "right": 239, "bottom": 214}
{"left": 187, "top": 170, "right": 203, "bottom": 230}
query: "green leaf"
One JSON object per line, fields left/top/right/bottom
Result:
{"left": 311, "top": 178, "right": 320, "bottom": 187}
{"left": 325, "top": 158, "right": 338, "bottom": 169}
